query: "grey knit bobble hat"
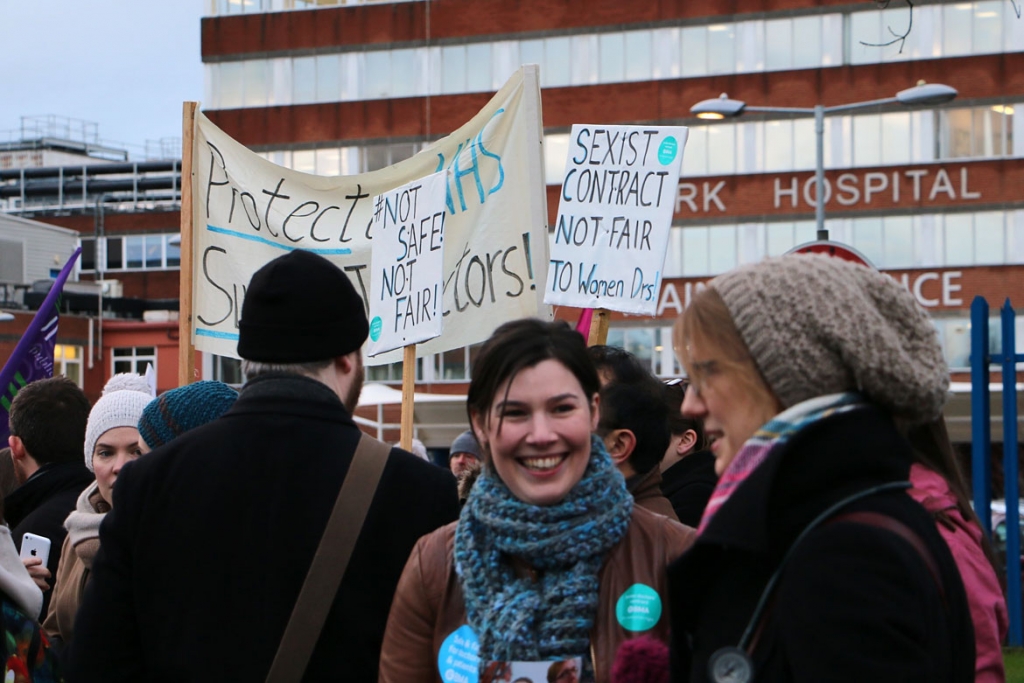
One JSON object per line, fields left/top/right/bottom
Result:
{"left": 710, "top": 253, "right": 949, "bottom": 424}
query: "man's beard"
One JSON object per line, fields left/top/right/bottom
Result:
{"left": 344, "top": 355, "right": 364, "bottom": 413}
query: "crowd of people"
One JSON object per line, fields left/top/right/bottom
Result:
{"left": 0, "top": 247, "right": 1009, "bottom": 682}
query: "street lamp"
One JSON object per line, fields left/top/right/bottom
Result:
{"left": 690, "top": 82, "right": 958, "bottom": 240}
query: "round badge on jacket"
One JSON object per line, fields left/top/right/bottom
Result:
{"left": 438, "top": 624, "right": 480, "bottom": 683}
{"left": 614, "top": 583, "right": 662, "bottom": 632}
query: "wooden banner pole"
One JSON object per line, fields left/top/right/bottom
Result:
{"left": 587, "top": 308, "right": 610, "bottom": 346}
{"left": 400, "top": 344, "right": 416, "bottom": 450}
{"left": 178, "top": 101, "right": 198, "bottom": 388}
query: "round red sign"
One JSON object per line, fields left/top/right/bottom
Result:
{"left": 787, "top": 241, "right": 875, "bottom": 270}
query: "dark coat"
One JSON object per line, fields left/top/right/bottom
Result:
{"left": 6, "top": 461, "right": 94, "bottom": 617}
{"left": 660, "top": 451, "right": 716, "bottom": 528}
{"left": 65, "top": 374, "right": 460, "bottom": 683}
{"left": 668, "top": 406, "right": 974, "bottom": 683}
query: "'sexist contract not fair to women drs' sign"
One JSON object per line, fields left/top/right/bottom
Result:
{"left": 544, "top": 124, "right": 687, "bottom": 316}
{"left": 367, "top": 171, "right": 449, "bottom": 357}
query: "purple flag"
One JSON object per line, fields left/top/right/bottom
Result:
{"left": 0, "top": 247, "right": 82, "bottom": 442}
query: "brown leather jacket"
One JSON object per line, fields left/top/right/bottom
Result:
{"left": 628, "top": 468, "right": 679, "bottom": 521}
{"left": 379, "top": 506, "right": 695, "bottom": 683}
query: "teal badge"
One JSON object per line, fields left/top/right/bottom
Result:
{"left": 369, "top": 316, "right": 383, "bottom": 342}
{"left": 615, "top": 583, "right": 663, "bottom": 632}
{"left": 658, "top": 136, "right": 678, "bottom": 165}
{"left": 438, "top": 624, "right": 480, "bottom": 683}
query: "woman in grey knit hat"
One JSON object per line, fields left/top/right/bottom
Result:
{"left": 666, "top": 253, "right": 975, "bottom": 683}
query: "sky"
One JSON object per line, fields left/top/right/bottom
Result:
{"left": 1, "top": 0, "right": 205, "bottom": 158}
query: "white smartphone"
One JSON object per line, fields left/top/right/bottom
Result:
{"left": 19, "top": 533, "right": 51, "bottom": 568}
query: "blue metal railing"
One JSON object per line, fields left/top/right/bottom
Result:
{"left": 971, "top": 296, "right": 1023, "bottom": 646}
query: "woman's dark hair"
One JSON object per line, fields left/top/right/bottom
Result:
{"left": 467, "top": 319, "right": 599, "bottom": 433}
{"left": 903, "top": 417, "right": 1001, "bottom": 575}
{"left": 663, "top": 382, "right": 707, "bottom": 452}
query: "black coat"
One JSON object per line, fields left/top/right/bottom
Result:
{"left": 668, "top": 407, "right": 974, "bottom": 683}
{"left": 65, "top": 374, "right": 460, "bottom": 682}
{"left": 6, "top": 461, "right": 94, "bottom": 617}
{"left": 660, "top": 450, "right": 717, "bottom": 528}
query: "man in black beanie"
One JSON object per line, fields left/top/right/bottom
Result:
{"left": 68, "top": 250, "right": 460, "bottom": 682}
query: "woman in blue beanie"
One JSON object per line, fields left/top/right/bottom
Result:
{"left": 379, "top": 319, "right": 694, "bottom": 683}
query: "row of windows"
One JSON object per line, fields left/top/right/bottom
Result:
{"left": 253, "top": 102, "right": 1018, "bottom": 184}
{"left": 80, "top": 234, "right": 181, "bottom": 273}
{"left": 668, "top": 209, "right": 1024, "bottom": 277}
{"left": 203, "top": 2, "right": 1024, "bottom": 110}
{"left": 112, "top": 347, "right": 157, "bottom": 377}
{"left": 208, "top": 0, "right": 419, "bottom": 16}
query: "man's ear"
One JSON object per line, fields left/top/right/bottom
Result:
{"left": 604, "top": 429, "right": 636, "bottom": 466}
{"left": 677, "top": 429, "right": 698, "bottom": 456}
{"left": 7, "top": 436, "right": 25, "bottom": 460}
{"left": 335, "top": 353, "right": 356, "bottom": 374}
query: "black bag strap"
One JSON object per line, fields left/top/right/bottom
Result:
{"left": 265, "top": 433, "right": 391, "bottom": 683}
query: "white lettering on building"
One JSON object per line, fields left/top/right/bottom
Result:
{"left": 771, "top": 167, "right": 982, "bottom": 210}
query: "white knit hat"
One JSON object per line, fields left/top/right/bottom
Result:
{"left": 83, "top": 374, "right": 154, "bottom": 471}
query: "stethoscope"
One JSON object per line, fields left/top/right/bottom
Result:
{"left": 707, "top": 481, "right": 912, "bottom": 683}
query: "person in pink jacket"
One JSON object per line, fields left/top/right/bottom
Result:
{"left": 906, "top": 418, "right": 1009, "bottom": 683}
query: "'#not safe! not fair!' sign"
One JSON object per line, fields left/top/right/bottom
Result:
{"left": 367, "top": 170, "right": 449, "bottom": 357}
{"left": 544, "top": 124, "right": 688, "bottom": 315}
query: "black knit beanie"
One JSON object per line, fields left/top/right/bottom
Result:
{"left": 237, "top": 250, "right": 369, "bottom": 362}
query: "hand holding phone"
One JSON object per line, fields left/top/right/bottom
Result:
{"left": 19, "top": 533, "right": 51, "bottom": 569}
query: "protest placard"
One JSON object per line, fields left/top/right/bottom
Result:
{"left": 367, "top": 171, "right": 449, "bottom": 357}
{"left": 183, "top": 66, "right": 550, "bottom": 367}
{"left": 544, "top": 124, "right": 688, "bottom": 315}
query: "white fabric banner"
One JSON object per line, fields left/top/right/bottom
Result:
{"left": 366, "top": 170, "right": 450, "bottom": 357}
{"left": 544, "top": 124, "right": 688, "bottom": 315}
{"left": 190, "top": 66, "right": 550, "bottom": 364}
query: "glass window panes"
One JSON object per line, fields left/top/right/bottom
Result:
{"left": 543, "top": 37, "right": 570, "bottom": 86}
{"left": 81, "top": 239, "right": 96, "bottom": 271}
{"left": 707, "top": 226, "right": 737, "bottom": 273}
{"left": 707, "top": 24, "right": 735, "bottom": 73}
{"left": 144, "top": 236, "right": 163, "bottom": 268}
{"left": 125, "top": 236, "right": 144, "bottom": 269}
{"left": 652, "top": 28, "right": 680, "bottom": 79}
{"left": 944, "top": 213, "right": 974, "bottom": 265}
{"left": 465, "top": 43, "right": 492, "bottom": 91}
{"left": 442, "top": 45, "right": 466, "bottom": 93}
{"left": 316, "top": 54, "right": 341, "bottom": 102}
{"left": 219, "top": 62, "right": 244, "bottom": 109}
{"left": 599, "top": 33, "right": 625, "bottom": 82}
{"left": 243, "top": 60, "right": 268, "bottom": 107}
{"left": 682, "top": 228, "right": 709, "bottom": 275}
{"left": 883, "top": 216, "right": 914, "bottom": 268}
{"left": 624, "top": 31, "right": 652, "bottom": 81}
{"left": 792, "top": 15, "right": 822, "bottom": 68}
{"left": 292, "top": 56, "right": 317, "bottom": 104}
{"left": 764, "top": 18, "right": 793, "bottom": 71}
{"left": 681, "top": 26, "right": 708, "bottom": 77}
{"left": 974, "top": 211, "right": 1005, "bottom": 264}
{"left": 570, "top": 34, "right": 598, "bottom": 85}
{"left": 166, "top": 236, "right": 181, "bottom": 267}
{"left": 364, "top": 52, "right": 391, "bottom": 98}
{"left": 852, "top": 115, "right": 881, "bottom": 167}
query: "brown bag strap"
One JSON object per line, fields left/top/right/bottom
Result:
{"left": 265, "top": 433, "right": 391, "bottom": 683}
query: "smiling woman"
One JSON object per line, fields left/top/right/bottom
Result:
{"left": 380, "top": 319, "right": 695, "bottom": 683}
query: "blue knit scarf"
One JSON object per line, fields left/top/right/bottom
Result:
{"left": 454, "top": 434, "right": 633, "bottom": 663}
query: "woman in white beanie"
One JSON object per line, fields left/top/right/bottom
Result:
{"left": 42, "top": 374, "right": 151, "bottom": 649}
{"left": 667, "top": 253, "right": 975, "bottom": 683}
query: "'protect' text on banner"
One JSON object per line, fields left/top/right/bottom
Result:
{"left": 191, "top": 66, "right": 549, "bottom": 364}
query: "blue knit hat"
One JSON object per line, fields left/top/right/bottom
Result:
{"left": 138, "top": 381, "right": 238, "bottom": 450}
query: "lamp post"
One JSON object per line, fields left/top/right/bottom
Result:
{"left": 690, "top": 82, "right": 958, "bottom": 241}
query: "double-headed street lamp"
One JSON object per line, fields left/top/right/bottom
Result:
{"left": 690, "top": 82, "right": 958, "bottom": 240}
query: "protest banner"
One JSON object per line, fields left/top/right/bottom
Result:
{"left": 544, "top": 125, "right": 688, "bottom": 317}
{"left": 0, "top": 248, "right": 81, "bottom": 441}
{"left": 367, "top": 170, "right": 449, "bottom": 357}
{"left": 181, "top": 66, "right": 549, "bottom": 377}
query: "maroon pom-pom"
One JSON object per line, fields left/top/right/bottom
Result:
{"left": 610, "top": 636, "right": 670, "bottom": 683}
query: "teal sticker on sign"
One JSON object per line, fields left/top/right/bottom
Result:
{"left": 657, "top": 136, "right": 678, "bottom": 165}
{"left": 369, "top": 316, "right": 383, "bottom": 342}
{"left": 438, "top": 624, "right": 480, "bottom": 683}
{"left": 615, "top": 583, "right": 663, "bottom": 632}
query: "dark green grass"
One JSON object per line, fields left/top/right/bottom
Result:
{"left": 1006, "top": 648, "right": 1024, "bottom": 682}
